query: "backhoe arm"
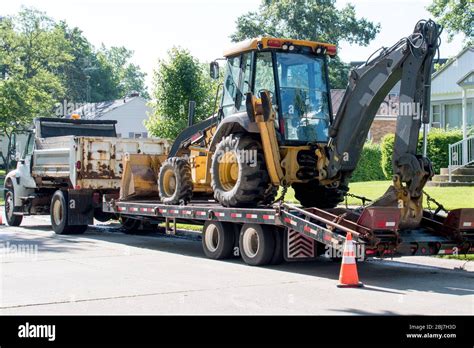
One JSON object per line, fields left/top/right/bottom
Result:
{"left": 325, "top": 19, "right": 442, "bottom": 228}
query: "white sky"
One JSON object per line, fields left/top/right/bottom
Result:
{"left": 2, "top": 0, "right": 467, "bottom": 90}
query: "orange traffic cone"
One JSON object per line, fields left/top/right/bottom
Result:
{"left": 337, "top": 232, "right": 363, "bottom": 288}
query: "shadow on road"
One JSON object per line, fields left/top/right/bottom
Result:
{"left": 2, "top": 221, "right": 473, "bottom": 300}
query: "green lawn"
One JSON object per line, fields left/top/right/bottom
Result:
{"left": 283, "top": 180, "right": 474, "bottom": 211}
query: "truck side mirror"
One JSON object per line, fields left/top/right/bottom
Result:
{"left": 210, "top": 61, "right": 219, "bottom": 80}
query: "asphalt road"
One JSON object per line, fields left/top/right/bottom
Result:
{"left": 0, "top": 214, "right": 473, "bottom": 315}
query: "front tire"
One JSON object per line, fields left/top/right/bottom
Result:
{"left": 158, "top": 157, "right": 193, "bottom": 205}
{"left": 4, "top": 187, "right": 22, "bottom": 227}
{"left": 211, "top": 135, "right": 269, "bottom": 207}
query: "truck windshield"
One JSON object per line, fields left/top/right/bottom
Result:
{"left": 276, "top": 52, "right": 330, "bottom": 143}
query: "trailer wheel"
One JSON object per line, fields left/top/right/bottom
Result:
{"left": 202, "top": 221, "right": 235, "bottom": 259}
{"left": 269, "top": 227, "right": 284, "bottom": 265}
{"left": 211, "top": 135, "right": 269, "bottom": 207}
{"left": 158, "top": 157, "right": 193, "bottom": 205}
{"left": 292, "top": 180, "right": 347, "bottom": 209}
{"left": 4, "top": 186, "right": 23, "bottom": 227}
{"left": 120, "top": 216, "right": 142, "bottom": 234}
{"left": 50, "top": 190, "right": 86, "bottom": 235}
{"left": 239, "top": 224, "right": 275, "bottom": 266}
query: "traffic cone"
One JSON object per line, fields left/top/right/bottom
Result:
{"left": 337, "top": 232, "right": 363, "bottom": 288}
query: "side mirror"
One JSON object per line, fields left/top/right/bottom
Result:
{"left": 210, "top": 61, "right": 219, "bottom": 80}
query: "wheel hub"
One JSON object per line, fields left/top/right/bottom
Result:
{"left": 218, "top": 151, "right": 239, "bottom": 191}
{"left": 52, "top": 199, "right": 63, "bottom": 225}
{"left": 243, "top": 228, "right": 259, "bottom": 258}
{"left": 162, "top": 169, "right": 177, "bottom": 197}
{"left": 204, "top": 224, "right": 219, "bottom": 252}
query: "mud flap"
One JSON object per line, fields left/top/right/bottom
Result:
{"left": 67, "top": 190, "right": 94, "bottom": 226}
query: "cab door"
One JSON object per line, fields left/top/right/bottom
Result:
{"left": 220, "top": 52, "right": 253, "bottom": 117}
{"left": 16, "top": 132, "right": 37, "bottom": 189}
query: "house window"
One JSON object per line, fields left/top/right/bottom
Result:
{"left": 431, "top": 105, "right": 441, "bottom": 128}
{"left": 128, "top": 132, "right": 134, "bottom": 138}
{"left": 134, "top": 133, "right": 141, "bottom": 139}
{"left": 142, "top": 132, "right": 148, "bottom": 138}
{"left": 116, "top": 133, "right": 121, "bottom": 138}
{"left": 445, "top": 104, "right": 462, "bottom": 129}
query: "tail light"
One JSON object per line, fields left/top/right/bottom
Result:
{"left": 326, "top": 45, "right": 337, "bottom": 56}
{"left": 267, "top": 39, "right": 282, "bottom": 48}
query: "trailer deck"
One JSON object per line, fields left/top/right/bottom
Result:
{"left": 103, "top": 195, "right": 474, "bottom": 262}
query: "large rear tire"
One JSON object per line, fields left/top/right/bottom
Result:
{"left": 4, "top": 187, "right": 22, "bottom": 227}
{"left": 211, "top": 135, "right": 269, "bottom": 207}
{"left": 50, "top": 190, "right": 87, "bottom": 235}
{"left": 158, "top": 157, "right": 193, "bottom": 205}
{"left": 292, "top": 181, "right": 346, "bottom": 209}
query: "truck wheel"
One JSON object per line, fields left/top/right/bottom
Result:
{"left": 94, "top": 209, "right": 114, "bottom": 222}
{"left": 239, "top": 224, "right": 275, "bottom": 266}
{"left": 50, "top": 190, "right": 86, "bottom": 234}
{"left": 292, "top": 181, "right": 347, "bottom": 209}
{"left": 211, "top": 135, "right": 269, "bottom": 207}
{"left": 4, "top": 187, "right": 23, "bottom": 226}
{"left": 158, "top": 157, "right": 193, "bottom": 205}
{"left": 202, "top": 221, "right": 235, "bottom": 260}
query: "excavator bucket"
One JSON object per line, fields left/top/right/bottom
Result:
{"left": 120, "top": 153, "right": 164, "bottom": 200}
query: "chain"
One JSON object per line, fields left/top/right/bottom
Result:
{"left": 423, "top": 190, "right": 448, "bottom": 216}
{"left": 344, "top": 192, "right": 373, "bottom": 207}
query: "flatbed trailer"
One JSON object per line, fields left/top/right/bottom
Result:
{"left": 103, "top": 195, "right": 474, "bottom": 264}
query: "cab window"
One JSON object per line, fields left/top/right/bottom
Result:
{"left": 22, "top": 132, "right": 34, "bottom": 159}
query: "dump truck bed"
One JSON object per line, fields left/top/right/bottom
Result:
{"left": 32, "top": 136, "right": 169, "bottom": 189}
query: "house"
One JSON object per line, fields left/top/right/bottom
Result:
{"left": 331, "top": 89, "right": 398, "bottom": 143}
{"left": 70, "top": 94, "right": 152, "bottom": 138}
{"left": 429, "top": 46, "right": 474, "bottom": 134}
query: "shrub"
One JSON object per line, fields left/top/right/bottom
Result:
{"left": 380, "top": 129, "right": 463, "bottom": 178}
{"left": 350, "top": 142, "right": 386, "bottom": 182}
{"left": 381, "top": 133, "right": 395, "bottom": 179}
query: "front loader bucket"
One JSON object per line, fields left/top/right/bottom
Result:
{"left": 120, "top": 153, "right": 164, "bottom": 200}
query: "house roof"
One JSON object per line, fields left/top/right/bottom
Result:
{"left": 457, "top": 70, "right": 474, "bottom": 87}
{"left": 432, "top": 46, "right": 474, "bottom": 80}
{"left": 70, "top": 96, "right": 145, "bottom": 120}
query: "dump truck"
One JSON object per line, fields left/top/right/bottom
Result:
{"left": 102, "top": 19, "right": 473, "bottom": 266}
{"left": 3, "top": 117, "right": 169, "bottom": 234}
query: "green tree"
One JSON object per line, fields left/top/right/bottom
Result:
{"left": 231, "top": 0, "right": 380, "bottom": 88}
{"left": 145, "top": 47, "right": 218, "bottom": 139}
{"left": 101, "top": 46, "right": 149, "bottom": 99}
{"left": 0, "top": 8, "right": 70, "bottom": 169}
{"left": 428, "top": 0, "right": 473, "bottom": 44}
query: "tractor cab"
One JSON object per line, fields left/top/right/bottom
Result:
{"left": 212, "top": 37, "right": 336, "bottom": 145}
